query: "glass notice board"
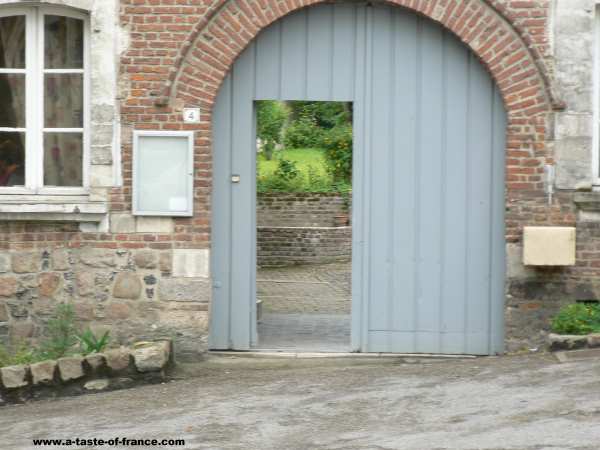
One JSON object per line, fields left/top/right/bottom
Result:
{"left": 132, "top": 131, "right": 194, "bottom": 216}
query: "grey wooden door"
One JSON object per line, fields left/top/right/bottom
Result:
{"left": 210, "top": 2, "right": 506, "bottom": 355}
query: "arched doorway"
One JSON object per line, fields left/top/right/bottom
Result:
{"left": 209, "top": 2, "right": 507, "bottom": 355}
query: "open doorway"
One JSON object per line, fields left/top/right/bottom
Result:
{"left": 253, "top": 101, "right": 353, "bottom": 352}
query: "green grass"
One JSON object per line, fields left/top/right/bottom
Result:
{"left": 257, "top": 148, "right": 328, "bottom": 178}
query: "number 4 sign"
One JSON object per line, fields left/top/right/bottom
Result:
{"left": 183, "top": 108, "right": 201, "bottom": 123}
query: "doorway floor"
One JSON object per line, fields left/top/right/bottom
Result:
{"left": 255, "top": 262, "right": 351, "bottom": 352}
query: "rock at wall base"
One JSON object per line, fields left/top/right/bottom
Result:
{"left": 132, "top": 340, "right": 171, "bottom": 373}
{"left": 30, "top": 360, "right": 57, "bottom": 386}
{"left": 57, "top": 357, "right": 85, "bottom": 382}
{"left": 547, "top": 333, "right": 588, "bottom": 351}
{"left": 84, "top": 379, "right": 110, "bottom": 391}
{"left": 0, "top": 365, "right": 28, "bottom": 389}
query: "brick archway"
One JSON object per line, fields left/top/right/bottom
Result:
{"left": 160, "top": 0, "right": 557, "bottom": 123}
{"left": 156, "top": 0, "right": 558, "bottom": 243}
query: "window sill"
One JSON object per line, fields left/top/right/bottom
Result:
{"left": 0, "top": 197, "right": 107, "bottom": 222}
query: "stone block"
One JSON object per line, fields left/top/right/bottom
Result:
{"left": 91, "top": 145, "right": 113, "bottom": 165}
{"left": 74, "top": 303, "right": 95, "bottom": 321}
{"left": 77, "top": 272, "right": 95, "bottom": 297}
{"left": 12, "top": 252, "right": 40, "bottom": 274}
{"left": 91, "top": 123, "right": 114, "bottom": 147}
{"left": 85, "top": 353, "right": 106, "bottom": 371}
{"left": 523, "top": 227, "right": 576, "bottom": 266}
{"left": 51, "top": 249, "right": 71, "bottom": 271}
{"left": 132, "top": 341, "right": 171, "bottom": 373}
{"left": 10, "top": 321, "right": 34, "bottom": 340}
{"left": 90, "top": 164, "right": 113, "bottom": 187}
{"left": 0, "top": 365, "right": 28, "bottom": 389}
{"left": 506, "top": 243, "right": 537, "bottom": 280}
{"left": 554, "top": 137, "right": 592, "bottom": 190}
{"left": 57, "top": 357, "right": 85, "bottom": 382}
{"left": 88, "top": 187, "right": 109, "bottom": 203}
{"left": 113, "top": 273, "right": 142, "bottom": 299}
{"left": 80, "top": 217, "right": 109, "bottom": 234}
{"left": 554, "top": 113, "right": 592, "bottom": 139}
{"left": 159, "top": 252, "right": 172, "bottom": 273}
{"left": 110, "top": 213, "right": 136, "bottom": 234}
{"left": 91, "top": 104, "right": 115, "bottom": 124}
{"left": 84, "top": 379, "right": 109, "bottom": 391}
{"left": 136, "top": 217, "right": 174, "bottom": 233}
{"left": 79, "top": 247, "right": 116, "bottom": 268}
{"left": 587, "top": 334, "right": 600, "bottom": 348}
{"left": 38, "top": 273, "right": 62, "bottom": 297}
{"left": 158, "top": 279, "right": 210, "bottom": 302}
{"left": 30, "top": 360, "right": 57, "bottom": 385}
{"left": 105, "top": 348, "right": 131, "bottom": 372}
{"left": 0, "top": 277, "right": 18, "bottom": 297}
{"left": 547, "top": 333, "right": 588, "bottom": 352}
{"left": 106, "top": 302, "right": 131, "bottom": 319}
{"left": 0, "top": 254, "right": 9, "bottom": 273}
{"left": 173, "top": 249, "right": 210, "bottom": 278}
{"left": 134, "top": 250, "right": 157, "bottom": 269}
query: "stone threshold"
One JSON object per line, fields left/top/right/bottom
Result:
{"left": 209, "top": 350, "right": 478, "bottom": 359}
{"left": 0, "top": 340, "right": 173, "bottom": 406}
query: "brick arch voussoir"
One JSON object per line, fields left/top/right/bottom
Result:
{"left": 163, "top": 0, "right": 557, "bottom": 120}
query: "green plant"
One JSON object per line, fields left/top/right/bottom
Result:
{"left": 287, "top": 101, "right": 352, "bottom": 129}
{"left": 551, "top": 303, "right": 600, "bottom": 335}
{"left": 37, "top": 303, "right": 78, "bottom": 360}
{"left": 257, "top": 100, "right": 289, "bottom": 160}
{"left": 76, "top": 329, "right": 110, "bottom": 355}
{"left": 0, "top": 342, "right": 44, "bottom": 368}
{"left": 258, "top": 159, "right": 304, "bottom": 192}
{"left": 283, "top": 115, "right": 324, "bottom": 149}
{"left": 274, "top": 158, "right": 299, "bottom": 181}
{"left": 305, "top": 165, "right": 333, "bottom": 192}
{"left": 322, "top": 124, "right": 353, "bottom": 183}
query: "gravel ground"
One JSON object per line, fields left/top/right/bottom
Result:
{"left": 1, "top": 353, "right": 600, "bottom": 450}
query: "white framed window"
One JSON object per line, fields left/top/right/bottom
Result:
{"left": 133, "top": 131, "right": 195, "bottom": 217}
{"left": 0, "top": 5, "right": 89, "bottom": 195}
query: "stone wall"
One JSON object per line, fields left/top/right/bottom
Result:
{"left": 257, "top": 193, "right": 352, "bottom": 267}
{"left": 0, "top": 244, "right": 209, "bottom": 360}
{"left": 257, "top": 226, "right": 351, "bottom": 267}
{"left": 257, "top": 193, "right": 351, "bottom": 227}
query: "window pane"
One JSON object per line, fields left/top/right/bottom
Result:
{"left": 0, "top": 16, "right": 25, "bottom": 69}
{"left": 0, "top": 132, "right": 25, "bottom": 187}
{"left": 44, "top": 133, "right": 83, "bottom": 187}
{"left": 45, "top": 15, "right": 84, "bottom": 69}
{"left": 45, "top": 74, "right": 83, "bottom": 128}
{"left": 0, "top": 74, "right": 25, "bottom": 128}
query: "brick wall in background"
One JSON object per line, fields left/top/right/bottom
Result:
{"left": 256, "top": 193, "right": 352, "bottom": 266}
{"left": 257, "top": 193, "right": 351, "bottom": 228}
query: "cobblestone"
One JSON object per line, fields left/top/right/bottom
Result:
{"left": 256, "top": 263, "right": 351, "bottom": 351}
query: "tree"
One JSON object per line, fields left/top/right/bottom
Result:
{"left": 257, "top": 101, "right": 289, "bottom": 160}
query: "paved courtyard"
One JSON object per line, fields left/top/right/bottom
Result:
{"left": 1, "top": 353, "right": 600, "bottom": 450}
{"left": 256, "top": 262, "right": 351, "bottom": 351}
